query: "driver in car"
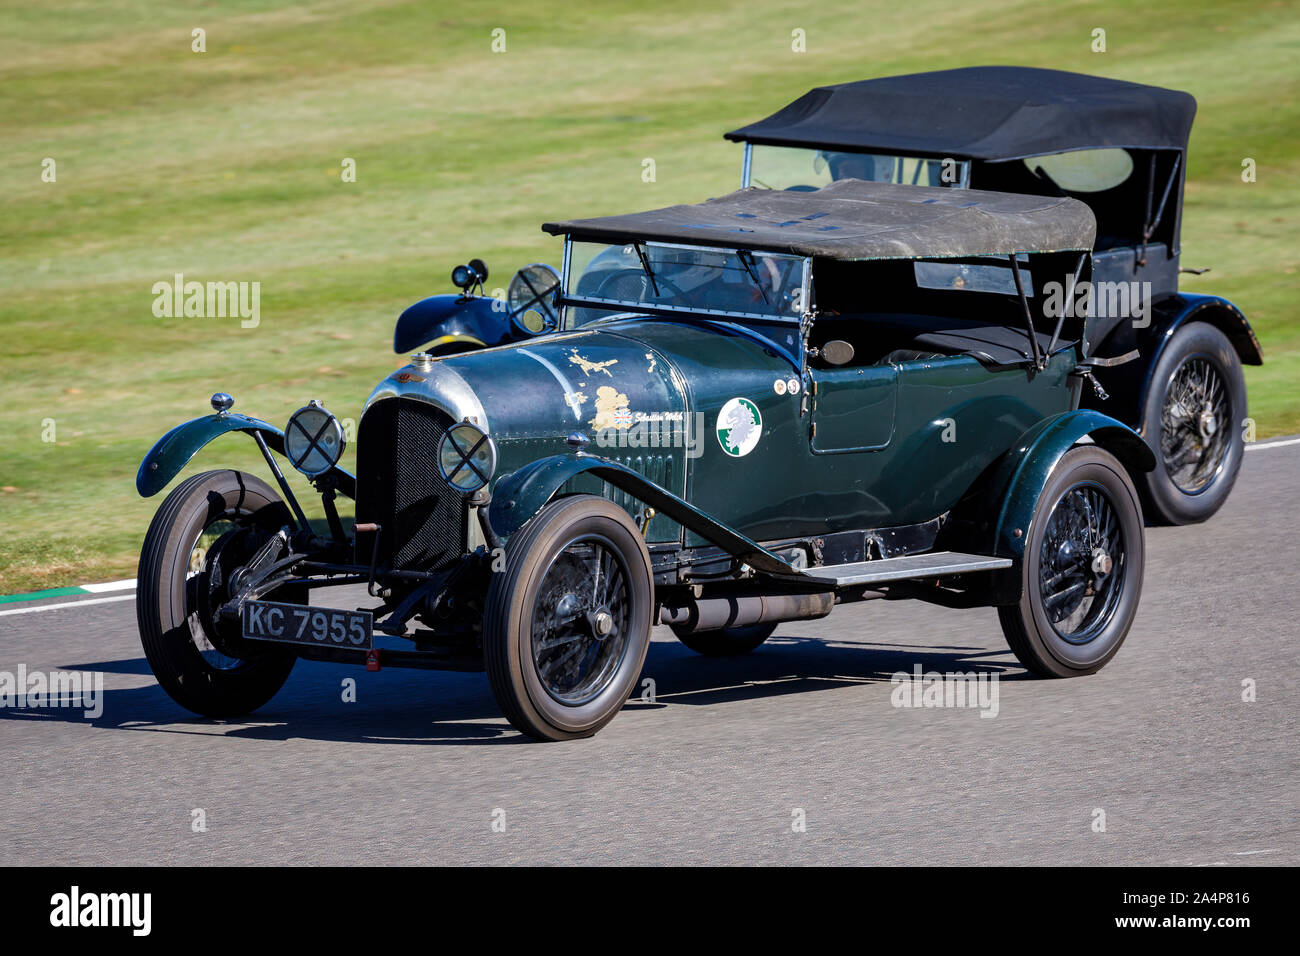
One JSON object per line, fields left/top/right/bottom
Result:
{"left": 818, "top": 150, "right": 896, "bottom": 183}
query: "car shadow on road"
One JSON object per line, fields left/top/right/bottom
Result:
{"left": 0, "top": 633, "right": 1025, "bottom": 745}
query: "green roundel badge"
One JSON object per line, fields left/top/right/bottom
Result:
{"left": 716, "top": 397, "right": 762, "bottom": 457}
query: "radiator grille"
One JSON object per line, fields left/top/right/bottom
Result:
{"left": 355, "top": 399, "right": 467, "bottom": 571}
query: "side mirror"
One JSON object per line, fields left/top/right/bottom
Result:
{"left": 519, "top": 310, "right": 548, "bottom": 334}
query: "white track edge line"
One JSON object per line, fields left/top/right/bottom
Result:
{"left": 0, "top": 595, "right": 135, "bottom": 617}
{"left": 81, "top": 578, "right": 137, "bottom": 593}
{"left": 1246, "top": 437, "right": 1300, "bottom": 451}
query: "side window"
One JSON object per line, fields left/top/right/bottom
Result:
{"left": 1023, "top": 149, "right": 1134, "bottom": 193}
{"left": 913, "top": 259, "right": 1030, "bottom": 295}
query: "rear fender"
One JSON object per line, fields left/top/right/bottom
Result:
{"left": 944, "top": 410, "right": 1153, "bottom": 601}
{"left": 1148, "top": 294, "right": 1262, "bottom": 367}
{"left": 1085, "top": 293, "right": 1263, "bottom": 428}
{"left": 488, "top": 454, "right": 797, "bottom": 577}
{"left": 136, "top": 413, "right": 356, "bottom": 499}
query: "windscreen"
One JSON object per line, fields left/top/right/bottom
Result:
{"left": 747, "top": 144, "right": 969, "bottom": 191}
{"left": 563, "top": 241, "right": 807, "bottom": 327}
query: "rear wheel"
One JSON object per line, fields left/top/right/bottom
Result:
{"left": 1139, "top": 322, "right": 1246, "bottom": 524}
{"left": 999, "top": 447, "right": 1144, "bottom": 677}
{"left": 672, "top": 622, "right": 777, "bottom": 657}
{"left": 484, "top": 495, "right": 653, "bottom": 741}
{"left": 137, "top": 470, "right": 298, "bottom": 717}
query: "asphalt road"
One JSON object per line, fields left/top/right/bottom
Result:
{"left": 2, "top": 440, "right": 1297, "bottom": 866}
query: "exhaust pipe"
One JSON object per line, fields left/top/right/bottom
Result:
{"left": 659, "top": 591, "right": 834, "bottom": 634}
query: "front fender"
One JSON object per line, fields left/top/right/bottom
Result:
{"left": 950, "top": 410, "right": 1154, "bottom": 564}
{"left": 136, "top": 413, "right": 356, "bottom": 499}
{"left": 489, "top": 454, "right": 797, "bottom": 577}
{"left": 394, "top": 294, "right": 519, "bottom": 354}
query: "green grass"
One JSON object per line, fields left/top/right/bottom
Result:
{"left": 1, "top": 0, "right": 1297, "bottom": 592}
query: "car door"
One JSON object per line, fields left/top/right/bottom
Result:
{"left": 808, "top": 363, "right": 898, "bottom": 453}
{"left": 871, "top": 354, "right": 1075, "bottom": 525}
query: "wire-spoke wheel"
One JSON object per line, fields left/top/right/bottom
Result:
{"left": 484, "top": 495, "right": 652, "bottom": 740}
{"left": 531, "top": 535, "right": 634, "bottom": 705}
{"left": 1038, "top": 485, "right": 1126, "bottom": 644}
{"left": 999, "top": 447, "right": 1144, "bottom": 677}
{"left": 137, "top": 470, "right": 298, "bottom": 717}
{"left": 1140, "top": 322, "right": 1246, "bottom": 524}
{"left": 1161, "top": 357, "right": 1229, "bottom": 494}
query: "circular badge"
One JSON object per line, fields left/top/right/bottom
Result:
{"left": 787, "top": 378, "right": 801, "bottom": 395}
{"left": 716, "top": 397, "right": 763, "bottom": 457}
{"left": 773, "top": 379, "right": 787, "bottom": 396}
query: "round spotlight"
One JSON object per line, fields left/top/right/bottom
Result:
{"left": 438, "top": 421, "right": 497, "bottom": 494}
{"left": 451, "top": 259, "right": 488, "bottom": 292}
{"left": 285, "top": 400, "right": 346, "bottom": 477}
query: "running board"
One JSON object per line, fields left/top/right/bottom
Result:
{"left": 803, "top": 551, "right": 1012, "bottom": 587}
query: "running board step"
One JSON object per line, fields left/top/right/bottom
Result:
{"left": 803, "top": 551, "right": 1012, "bottom": 587}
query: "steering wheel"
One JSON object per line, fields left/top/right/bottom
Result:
{"left": 595, "top": 270, "right": 688, "bottom": 308}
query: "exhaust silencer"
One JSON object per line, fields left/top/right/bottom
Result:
{"left": 659, "top": 591, "right": 834, "bottom": 634}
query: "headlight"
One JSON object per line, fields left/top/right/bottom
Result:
{"left": 285, "top": 400, "right": 346, "bottom": 477}
{"left": 507, "top": 263, "right": 560, "bottom": 334}
{"left": 437, "top": 421, "right": 497, "bottom": 493}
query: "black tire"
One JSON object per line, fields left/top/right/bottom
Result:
{"left": 998, "top": 447, "right": 1144, "bottom": 678}
{"left": 483, "top": 495, "right": 653, "bottom": 741}
{"left": 671, "top": 622, "right": 778, "bottom": 657}
{"left": 1139, "top": 321, "right": 1246, "bottom": 525}
{"left": 137, "top": 469, "right": 298, "bottom": 718}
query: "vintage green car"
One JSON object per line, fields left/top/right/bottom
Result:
{"left": 136, "top": 180, "right": 1153, "bottom": 740}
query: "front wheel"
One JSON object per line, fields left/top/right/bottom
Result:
{"left": 1139, "top": 321, "right": 1247, "bottom": 524}
{"left": 137, "top": 469, "right": 298, "bottom": 718}
{"left": 484, "top": 495, "right": 653, "bottom": 741}
{"left": 998, "top": 447, "right": 1144, "bottom": 678}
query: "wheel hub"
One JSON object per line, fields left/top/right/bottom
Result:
{"left": 1198, "top": 404, "right": 1218, "bottom": 440}
{"left": 1090, "top": 547, "right": 1112, "bottom": 577}
{"left": 590, "top": 609, "right": 614, "bottom": 640}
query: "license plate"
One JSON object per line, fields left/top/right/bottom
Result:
{"left": 242, "top": 600, "right": 372, "bottom": 651}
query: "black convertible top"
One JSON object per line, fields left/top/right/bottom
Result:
{"left": 724, "top": 66, "right": 1196, "bottom": 161}
{"left": 542, "top": 179, "right": 1096, "bottom": 259}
